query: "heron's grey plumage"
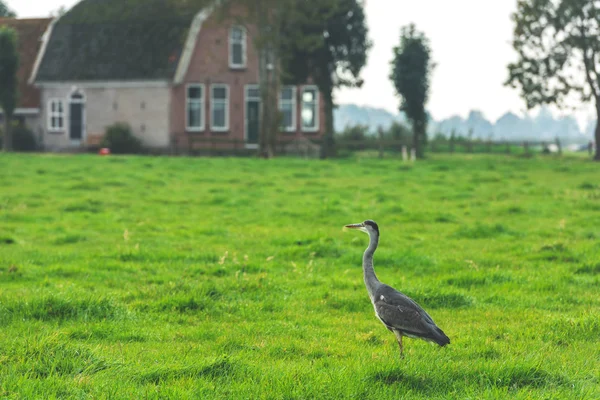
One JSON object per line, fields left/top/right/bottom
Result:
{"left": 346, "top": 219, "right": 450, "bottom": 356}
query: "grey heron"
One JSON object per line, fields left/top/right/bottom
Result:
{"left": 344, "top": 220, "right": 450, "bottom": 356}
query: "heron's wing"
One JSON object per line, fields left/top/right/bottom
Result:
{"left": 373, "top": 286, "right": 437, "bottom": 336}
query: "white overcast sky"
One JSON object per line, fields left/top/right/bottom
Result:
{"left": 8, "top": 0, "right": 595, "bottom": 125}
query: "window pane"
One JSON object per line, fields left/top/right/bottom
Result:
{"left": 231, "top": 27, "right": 243, "bottom": 41}
{"left": 58, "top": 117, "right": 63, "bottom": 128}
{"left": 213, "top": 87, "right": 226, "bottom": 100}
{"left": 232, "top": 43, "right": 243, "bottom": 65}
{"left": 188, "top": 102, "right": 201, "bottom": 128}
{"left": 189, "top": 109, "right": 199, "bottom": 128}
{"left": 58, "top": 102, "right": 63, "bottom": 112}
{"left": 247, "top": 88, "right": 260, "bottom": 99}
{"left": 281, "top": 87, "right": 294, "bottom": 101}
{"left": 302, "top": 90, "right": 315, "bottom": 103}
{"left": 282, "top": 106, "right": 292, "bottom": 129}
{"left": 213, "top": 104, "right": 226, "bottom": 128}
{"left": 188, "top": 86, "right": 201, "bottom": 99}
{"left": 302, "top": 106, "right": 315, "bottom": 128}
{"left": 51, "top": 117, "right": 57, "bottom": 128}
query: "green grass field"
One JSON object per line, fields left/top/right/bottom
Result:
{"left": 0, "top": 153, "right": 598, "bottom": 399}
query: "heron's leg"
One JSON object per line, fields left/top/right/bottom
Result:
{"left": 394, "top": 331, "right": 404, "bottom": 357}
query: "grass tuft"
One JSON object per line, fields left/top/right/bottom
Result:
{"left": 0, "top": 296, "right": 126, "bottom": 324}
{"left": 574, "top": 263, "right": 600, "bottom": 275}
{"left": 52, "top": 234, "right": 88, "bottom": 245}
{"left": 446, "top": 273, "right": 513, "bottom": 288}
{"left": 403, "top": 290, "right": 473, "bottom": 309}
{"left": 0, "top": 236, "right": 16, "bottom": 245}
{"left": 454, "top": 223, "right": 520, "bottom": 239}
{"left": 7, "top": 336, "right": 111, "bottom": 378}
{"left": 490, "top": 365, "right": 567, "bottom": 389}
{"left": 578, "top": 182, "right": 598, "bottom": 190}
{"left": 137, "top": 357, "right": 238, "bottom": 384}
{"left": 545, "top": 314, "right": 600, "bottom": 342}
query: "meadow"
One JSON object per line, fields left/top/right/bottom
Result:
{"left": 0, "top": 152, "right": 598, "bottom": 399}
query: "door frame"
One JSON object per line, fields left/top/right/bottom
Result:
{"left": 68, "top": 88, "right": 86, "bottom": 145}
{"left": 244, "top": 84, "right": 260, "bottom": 149}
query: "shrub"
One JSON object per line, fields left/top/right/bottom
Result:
{"left": 101, "top": 123, "right": 142, "bottom": 154}
{"left": 384, "top": 121, "right": 412, "bottom": 151}
{"left": 12, "top": 124, "right": 37, "bottom": 152}
{"left": 336, "top": 124, "right": 373, "bottom": 151}
{"left": 0, "top": 123, "right": 37, "bottom": 152}
{"left": 385, "top": 121, "right": 411, "bottom": 142}
{"left": 337, "top": 124, "right": 370, "bottom": 142}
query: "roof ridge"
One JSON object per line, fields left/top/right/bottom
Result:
{"left": 0, "top": 18, "right": 53, "bottom": 22}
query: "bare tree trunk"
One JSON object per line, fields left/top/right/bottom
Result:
{"left": 412, "top": 128, "right": 419, "bottom": 159}
{"left": 268, "top": 45, "right": 280, "bottom": 155}
{"left": 320, "top": 90, "right": 336, "bottom": 159}
{"left": 258, "top": 46, "right": 280, "bottom": 159}
{"left": 255, "top": 1, "right": 281, "bottom": 159}
{"left": 2, "top": 113, "right": 11, "bottom": 151}
{"left": 258, "top": 47, "right": 273, "bottom": 158}
{"left": 412, "top": 120, "right": 425, "bottom": 159}
{"left": 595, "top": 108, "right": 600, "bottom": 161}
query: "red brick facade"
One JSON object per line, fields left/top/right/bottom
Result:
{"left": 170, "top": 6, "right": 326, "bottom": 150}
{"left": 0, "top": 18, "right": 51, "bottom": 111}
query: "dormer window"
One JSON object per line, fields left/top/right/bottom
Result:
{"left": 229, "top": 26, "right": 246, "bottom": 69}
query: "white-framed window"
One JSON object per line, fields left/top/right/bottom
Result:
{"left": 48, "top": 99, "right": 64, "bottom": 131}
{"left": 301, "top": 86, "right": 319, "bottom": 132}
{"left": 210, "top": 84, "right": 229, "bottom": 131}
{"left": 186, "top": 84, "right": 205, "bottom": 131}
{"left": 279, "top": 86, "right": 296, "bottom": 132}
{"left": 229, "top": 26, "right": 246, "bottom": 69}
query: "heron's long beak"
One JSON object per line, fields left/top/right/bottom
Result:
{"left": 344, "top": 222, "right": 368, "bottom": 234}
{"left": 344, "top": 223, "right": 364, "bottom": 229}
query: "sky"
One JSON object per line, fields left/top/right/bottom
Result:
{"left": 8, "top": 0, "right": 596, "bottom": 126}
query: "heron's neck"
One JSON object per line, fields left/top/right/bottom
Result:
{"left": 363, "top": 232, "right": 381, "bottom": 301}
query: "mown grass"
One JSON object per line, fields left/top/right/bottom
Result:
{"left": 0, "top": 152, "right": 598, "bottom": 399}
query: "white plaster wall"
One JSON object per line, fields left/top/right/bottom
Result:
{"left": 40, "top": 84, "right": 171, "bottom": 151}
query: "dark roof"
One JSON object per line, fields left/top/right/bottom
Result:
{"left": 0, "top": 18, "right": 52, "bottom": 109}
{"left": 35, "top": 0, "right": 212, "bottom": 82}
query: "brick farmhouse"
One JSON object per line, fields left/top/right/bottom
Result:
{"left": 2, "top": 0, "right": 326, "bottom": 152}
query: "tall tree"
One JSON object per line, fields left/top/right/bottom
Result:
{"left": 0, "top": 26, "right": 19, "bottom": 152}
{"left": 0, "top": 1, "right": 16, "bottom": 17}
{"left": 389, "top": 24, "right": 433, "bottom": 159}
{"left": 280, "top": 0, "right": 371, "bottom": 159}
{"left": 506, "top": 0, "right": 600, "bottom": 160}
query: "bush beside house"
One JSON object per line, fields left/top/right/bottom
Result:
{"left": 101, "top": 122, "right": 142, "bottom": 154}
{"left": 0, "top": 123, "right": 37, "bottom": 151}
